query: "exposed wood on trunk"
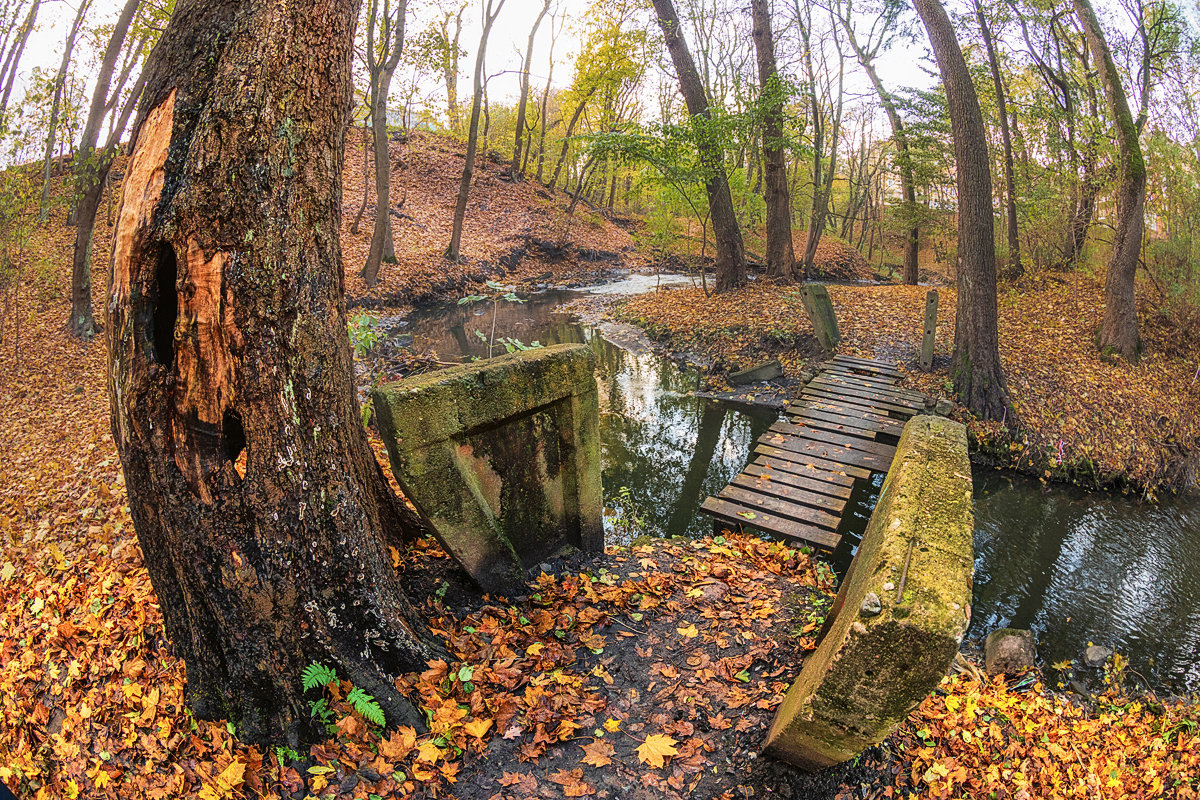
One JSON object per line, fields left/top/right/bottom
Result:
{"left": 107, "top": 0, "right": 445, "bottom": 746}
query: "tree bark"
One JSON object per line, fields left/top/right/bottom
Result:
{"left": 650, "top": 0, "right": 747, "bottom": 291}
{"left": 973, "top": 0, "right": 1022, "bottom": 280}
{"left": 440, "top": 4, "right": 465, "bottom": 132}
{"left": 446, "top": 0, "right": 506, "bottom": 260}
{"left": 68, "top": 0, "right": 142, "bottom": 340}
{"left": 548, "top": 89, "right": 595, "bottom": 191}
{"left": 351, "top": 123, "right": 371, "bottom": 234}
{"left": 39, "top": 0, "right": 91, "bottom": 222}
{"left": 511, "top": 0, "right": 551, "bottom": 178}
{"left": 107, "top": 0, "right": 445, "bottom": 747}
{"left": 1074, "top": 0, "right": 1145, "bottom": 360}
{"left": 750, "top": 0, "right": 796, "bottom": 281}
{"left": 360, "top": 0, "right": 406, "bottom": 286}
{"left": 914, "top": 0, "right": 1015, "bottom": 423}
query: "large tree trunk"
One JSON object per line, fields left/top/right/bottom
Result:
{"left": 650, "top": 0, "right": 747, "bottom": 292}
{"left": 974, "top": 0, "right": 1022, "bottom": 280}
{"left": 750, "top": 0, "right": 796, "bottom": 281}
{"left": 68, "top": 0, "right": 141, "bottom": 340}
{"left": 1074, "top": 0, "right": 1145, "bottom": 360}
{"left": 39, "top": 0, "right": 91, "bottom": 222}
{"left": 914, "top": 0, "right": 1015, "bottom": 423}
{"left": 107, "top": 0, "right": 445, "bottom": 747}
{"left": 511, "top": 0, "right": 550, "bottom": 179}
{"left": 446, "top": 0, "right": 505, "bottom": 260}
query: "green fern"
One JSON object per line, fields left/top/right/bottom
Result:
{"left": 302, "top": 663, "right": 338, "bottom": 692}
{"left": 347, "top": 687, "right": 386, "bottom": 727}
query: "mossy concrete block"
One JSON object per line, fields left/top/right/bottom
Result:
{"left": 372, "top": 344, "right": 603, "bottom": 594}
{"left": 763, "top": 414, "right": 973, "bottom": 771}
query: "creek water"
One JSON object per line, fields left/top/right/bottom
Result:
{"left": 381, "top": 281, "right": 1200, "bottom": 694}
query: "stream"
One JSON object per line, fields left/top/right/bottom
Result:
{"left": 375, "top": 279, "right": 1200, "bottom": 695}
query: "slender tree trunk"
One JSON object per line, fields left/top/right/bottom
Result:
{"left": 351, "top": 123, "right": 371, "bottom": 234}
{"left": 107, "top": 0, "right": 444, "bottom": 747}
{"left": 974, "top": 0, "right": 1022, "bottom": 280}
{"left": 548, "top": 90, "right": 594, "bottom": 190}
{"left": 751, "top": 0, "right": 796, "bottom": 281}
{"left": 651, "top": 0, "right": 747, "bottom": 291}
{"left": 447, "top": 0, "right": 506, "bottom": 260}
{"left": 442, "top": 6, "right": 464, "bottom": 132}
{"left": 361, "top": 0, "right": 406, "bottom": 286}
{"left": 511, "top": 0, "right": 550, "bottom": 178}
{"left": 914, "top": 0, "right": 1015, "bottom": 423}
{"left": 0, "top": 0, "right": 41, "bottom": 121}
{"left": 1073, "top": 0, "right": 1145, "bottom": 360}
{"left": 801, "top": 57, "right": 842, "bottom": 274}
{"left": 68, "top": 0, "right": 141, "bottom": 340}
{"left": 39, "top": 0, "right": 91, "bottom": 222}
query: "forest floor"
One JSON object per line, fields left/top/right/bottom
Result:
{"left": 1, "top": 132, "right": 1198, "bottom": 800}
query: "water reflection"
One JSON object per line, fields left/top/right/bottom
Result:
{"left": 971, "top": 468, "right": 1200, "bottom": 693}
{"left": 399, "top": 290, "right": 776, "bottom": 542}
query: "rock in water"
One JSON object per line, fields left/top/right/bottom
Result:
{"left": 729, "top": 360, "right": 783, "bottom": 385}
{"left": 1083, "top": 645, "right": 1113, "bottom": 669}
{"left": 984, "top": 628, "right": 1037, "bottom": 675}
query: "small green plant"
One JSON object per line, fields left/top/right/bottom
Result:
{"left": 274, "top": 745, "right": 300, "bottom": 768}
{"left": 458, "top": 281, "right": 544, "bottom": 357}
{"left": 434, "top": 580, "right": 450, "bottom": 603}
{"left": 301, "top": 662, "right": 386, "bottom": 730}
{"left": 348, "top": 312, "right": 382, "bottom": 358}
{"left": 605, "top": 485, "right": 648, "bottom": 539}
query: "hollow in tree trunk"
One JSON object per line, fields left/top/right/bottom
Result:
{"left": 650, "top": 0, "right": 746, "bottom": 292}
{"left": 914, "top": 0, "right": 1015, "bottom": 424}
{"left": 106, "top": 0, "right": 445, "bottom": 747}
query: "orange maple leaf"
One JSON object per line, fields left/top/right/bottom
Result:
{"left": 636, "top": 734, "right": 679, "bottom": 768}
{"left": 579, "top": 739, "right": 615, "bottom": 767}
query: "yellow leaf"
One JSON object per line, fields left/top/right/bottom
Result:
{"left": 65, "top": 779, "right": 80, "bottom": 799}
{"left": 525, "top": 642, "right": 544, "bottom": 657}
{"left": 463, "top": 718, "right": 493, "bottom": 739}
{"left": 603, "top": 718, "right": 621, "bottom": 732}
{"left": 636, "top": 734, "right": 679, "bottom": 768}
{"left": 417, "top": 740, "right": 442, "bottom": 763}
{"left": 676, "top": 623, "right": 698, "bottom": 638}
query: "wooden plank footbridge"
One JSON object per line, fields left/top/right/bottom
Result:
{"left": 700, "top": 354, "right": 928, "bottom": 551}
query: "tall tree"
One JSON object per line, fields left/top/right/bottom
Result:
{"left": 360, "top": 0, "right": 407, "bottom": 287}
{"left": 39, "top": 0, "right": 92, "bottom": 222}
{"left": 972, "top": 0, "right": 1022, "bottom": 279}
{"left": 837, "top": 0, "right": 920, "bottom": 284}
{"left": 650, "top": 0, "right": 747, "bottom": 291}
{"left": 511, "top": 0, "right": 551, "bottom": 178}
{"left": 446, "top": 0, "right": 507, "bottom": 260}
{"left": 1073, "top": 0, "right": 1145, "bottom": 360}
{"left": 107, "top": 0, "right": 444, "bottom": 746}
{"left": 68, "top": 0, "right": 146, "bottom": 339}
{"left": 437, "top": 1, "right": 467, "bottom": 131}
{"left": 750, "top": 0, "right": 796, "bottom": 280}
{"left": 913, "top": 0, "right": 1014, "bottom": 422}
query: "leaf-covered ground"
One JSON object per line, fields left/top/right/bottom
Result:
{"left": 618, "top": 276, "right": 1200, "bottom": 494}
{"left": 3, "top": 137, "right": 1199, "bottom": 799}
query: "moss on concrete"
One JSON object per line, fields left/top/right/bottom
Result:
{"left": 763, "top": 414, "right": 973, "bottom": 771}
{"left": 373, "top": 344, "right": 603, "bottom": 594}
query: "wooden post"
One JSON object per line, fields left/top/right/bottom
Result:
{"left": 919, "top": 289, "right": 938, "bottom": 371}
{"left": 801, "top": 284, "right": 841, "bottom": 352}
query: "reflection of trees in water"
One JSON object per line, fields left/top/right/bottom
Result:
{"left": 971, "top": 471, "right": 1200, "bottom": 691}
{"left": 405, "top": 291, "right": 585, "bottom": 360}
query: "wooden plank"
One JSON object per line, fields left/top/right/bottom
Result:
{"left": 701, "top": 497, "right": 841, "bottom": 549}
{"left": 750, "top": 456, "right": 857, "bottom": 487}
{"left": 802, "top": 387, "right": 918, "bottom": 418}
{"left": 759, "top": 431, "right": 895, "bottom": 472}
{"left": 786, "top": 405, "right": 906, "bottom": 436}
{"left": 770, "top": 420, "right": 899, "bottom": 458}
{"left": 831, "top": 354, "right": 900, "bottom": 372}
{"left": 796, "top": 399, "right": 902, "bottom": 428}
{"left": 823, "top": 366, "right": 899, "bottom": 387}
{"left": 782, "top": 412, "right": 881, "bottom": 441}
{"left": 730, "top": 473, "right": 847, "bottom": 513}
{"left": 809, "top": 375, "right": 926, "bottom": 406}
{"left": 753, "top": 444, "right": 872, "bottom": 479}
{"left": 718, "top": 485, "right": 842, "bottom": 530}
{"left": 803, "top": 384, "right": 920, "bottom": 413}
{"left": 743, "top": 462, "right": 853, "bottom": 498}
{"left": 829, "top": 361, "right": 902, "bottom": 380}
